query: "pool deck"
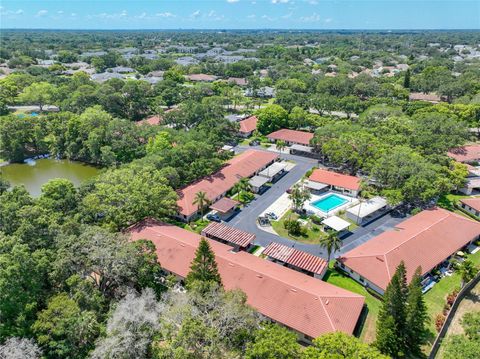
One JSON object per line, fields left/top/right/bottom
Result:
{"left": 305, "top": 192, "right": 358, "bottom": 217}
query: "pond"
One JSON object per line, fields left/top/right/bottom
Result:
{"left": 0, "top": 158, "right": 100, "bottom": 197}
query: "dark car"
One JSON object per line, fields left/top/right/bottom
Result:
{"left": 249, "top": 139, "right": 260, "bottom": 146}
{"left": 207, "top": 213, "right": 221, "bottom": 222}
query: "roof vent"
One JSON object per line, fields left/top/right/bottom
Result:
{"left": 290, "top": 288, "right": 297, "bottom": 293}
{"left": 325, "top": 299, "right": 329, "bottom": 305}
{"left": 180, "top": 243, "right": 186, "bottom": 247}
{"left": 376, "top": 256, "right": 384, "bottom": 262}
{"left": 256, "top": 274, "right": 263, "bottom": 279}
{"left": 229, "top": 263, "right": 234, "bottom": 267}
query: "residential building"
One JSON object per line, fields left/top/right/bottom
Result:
{"left": 128, "top": 219, "right": 365, "bottom": 341}
{"left": 201, "top": 222, "right": 254, "bottom": 252}
{"left": 447, "top": 145, "right": 480, "bottom": 164}
{"left": 176, "top": 149, "right": 278, "bottom": 222}
{"left": 267, "top": 129, "right": 314, "bottom": 146}
{"left": 238, "top": 115, "right": 258, "bottom": 137}
{"left": 307, "top": 169, "right": 361, "bottom": 197}
{"left": 337, "top": 208, "right": 480, "bottom": 295}
{"left": 185, "top": 74, "right": 217, "bottom": 82}
{"left": 459, "top": 197, "right": 480, "bottom": 217}
{"left": 408, "top": 92, "right": 442, "bottom": 103}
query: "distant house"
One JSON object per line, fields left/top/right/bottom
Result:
{"left": 108, "top": 66, "right": 135, "bottom": 74}
{"left": 175, "top": 56, "right": 199, "bottom": 66}
{"left": 245, "top": 86, "right": 276, "bottom": 98}
{"left": 91, "top": 72, "right": 125, "bottom": 82}
{"left": 307, "top": 169, "right": 361, "bottom": 197}
{"left": 459, "top": 197, "right": 480, "bottom": 217}
{"left": 337, "top": 208, "right": 480, "bottom": 295}
{"left": 267, "top": 129, "right": 314, "bottom": 146}
{"left": 408, "top": 92, "right": 442, "bottom": 104}
{"left": 228, "top": 77, "right": 248, "bottom": 86}
{"left": 176, "top": 149, "right": 278, "bottom": 222}
{"left": 238, "top": 115, "right": 258, "bottom": 137}
{"left": 128, "top": 219, "right": 365, "bottom": 341}
{"left": 185, "top": 74, "right": 217, "bottom": 82}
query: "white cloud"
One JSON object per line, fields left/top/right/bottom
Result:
{"left": 208, "top": 10, "right": 216, "bottom": 17}
{"left": 35, "top": 9, "right": 48, "bottom": 17}
{"left": 300, "top": 12, "right": 320, "bottom": 22}
{"left": 261, "top": 14, "right": 275, "bottom": 21}
{"left": 308, "top": 0, "right": 318, "bottom": 4}
{"left": 71, "top": 13, "right": 77, "bottom": 17}
{"left": 227, "top": 0, "right": 240, "bottom": 3}
{"left": 136, "top": 12, "right": 147, "bottom": 19}
{"left": 324, "top": 17, "right": 332, "bottom": 23}
{"left": 57, "top": 10, "right": 64, "bottom": 15}
{"left": 190, "top": 10, "right": 201, "bottom": 18}
{"left": 282, "top": 12, "right": 293, "bottom": 19}
{"left": 247, "top": 14, "right": 256, "bottom": 19}
{"left": 0, "top": 8, "right": 23, "bottom": 16}
{"left": 156, "top": 12, "right": 175, "bottom": 18}
{"left": 91, "top": 10, "right": 128, "bottom": 20}
{"left": 271, "top": 0, "right": 289, "bottom": 4}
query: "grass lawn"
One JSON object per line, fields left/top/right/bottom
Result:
{"left": 270, "top": 210, "right": 327, "bottom": 244}
{"left": 423, "top": 249, "right": 480, "bottom": 349}
{"left": 182, "top": 218, "right": 210, "bottom": 234}
{"left": 438, "top": 193, "right": 480, "bottom": 219}
{"left": 323, "top": 266, "right": 382, "bottom": 343}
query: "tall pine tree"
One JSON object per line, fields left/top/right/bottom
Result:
{"left": 405, "top": 266, "right": 428, "bottom": 356}
{"left": 375, "top": 261, "right": 408, "bottom": 358}
{"left": 185, "top": 237, "right": 222, "bottom": 289}
{"left": 404, "top": 69, "right": 411, "bottom": 89}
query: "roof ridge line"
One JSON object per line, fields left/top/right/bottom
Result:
{"left": 153, "top": 227, "right": 363, "bottom": 299}
{"left": 383, "top": 211, "right": 451, "bottom": 256}
{"left": 318, "top": 295, "right": 336, "bottom": 332}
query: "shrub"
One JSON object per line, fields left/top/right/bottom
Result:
{"left": 447, "top": 289, "right": 459, "bottom": 306}
{"left": 284, "top": 219, "right": 306, "bottom": 236}
{"left": 310, "top": 214, "right": 323, "bottom": 225}
{"left": 436, "top": 313, "right": 446, "bottom": 332}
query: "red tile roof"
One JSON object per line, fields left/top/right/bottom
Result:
{"left": 338, "top": 208, "right": 480, "bottom": 291}
{"left": 309, "top": 169, "right": 361, "bottom": 191}
{"left": 267, "top": 129, "right": 314, "bottom": 146}
{"left": 447, "top": 145, "right": 480, "bottom": 163}
{"left": 263, "top": 242, "right": 328, "bottom": 276}
{"left": 136, "top": 115, "right": 161, "bottom": 126}
{"left": 409, "top": 92, "right": 441, "bottom": 103}
{"left": 210, "top": 197, "right": 239, "bottom": 213}
{"left": 186, "top": 74, "right": 217, "bottom": 82}
{"left": 228, "top": 77, "right": 248, "bottom": 86}
{"left": 460, "top": 197, "right": 480, "bottom": 212}
{"left": 201, "top": 222, "right": 255, "bottom": 248}
{"left": 177, "top": 150, "right": 278, "bottom": 217}
{"left": 239, "top": 115, "right": 258, "bottom": 134}
{"left": 128, "top": 219, "right": 365, "bottom": 338}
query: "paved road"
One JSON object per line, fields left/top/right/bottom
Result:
{"left": 227, "top": 145, "right": 407, "bottom": 259}
{"left": 228, "top": 146, "right": 327, "bottom": 255}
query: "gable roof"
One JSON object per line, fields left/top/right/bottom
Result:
{"left": 239, "top": 115, "right": 258, "bottom": 134}
{"left": 338, "top": 208, "right": 480, "bottom": 291}
{"left": 460, "top": 197, "right": 480, "bottom": 212}
{"left": 128, "top": 219, "right": 365, "bottom": 338}
{"left": 267, "top": 129, "right": 314, "bottom": 146}
{"left": 447, "top": 145, "right": 480, "bottom": 163}
{"left": 177, "top": 150, "right": 278, "bottom": 217}
{"left": 263, "top": 242, "right": 328, "bottom": 276}
{"left": 309, "top": 169, "right": 361, "bottom": 191}
{"left": 201, "top": 222, "right": 255, "bottom": 248}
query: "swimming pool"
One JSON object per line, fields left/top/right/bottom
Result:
{"left": 311, "top": 194, "right": 348, "bottom": 213}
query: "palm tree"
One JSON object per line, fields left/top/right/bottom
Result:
{"left": 236, "top": 177, "right": 252, "bottom": 205}
{"left": 193, "top": 191, "right": 210, "bottom": 218}
{"left": 276, "top": 140, "right": 286, "bottom": 158}
{"left": 319, "top": 231, "right": 342, "bottom": 264}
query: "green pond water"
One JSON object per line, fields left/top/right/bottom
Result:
{"left": 0, "top": 158, "right": 100, "bottom": 197}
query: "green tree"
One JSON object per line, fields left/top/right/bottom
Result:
{"left": 18, "top": 81, "right": 57, "bottom": 111}
{"left": 256, "top": 104, "right": 289, "bottom": 134}
{"left": 276, "top": 140, "right": 286, "bottom": 157}
{"left": 185, "top": 238, "right": 222, "bottom": 289}
{"left": 375, "top": 261, "right": 408, "bottom": 358}
{"left": 193, "top": 191, "right": 210, "bottom": 218}
{"left": 0, "top": 234, "right": 50, "bottom": 340}
{"left": 303, "top": 332, "right": 389, "bottom": 359}
{"left": 81, "top": 165, "right": 177, "bottom": 230}
{"left": 245, "top": 324, "right": 301, "bottom": 359}
{"left": 456, "top": 259, "right": 477, "bottom": 287}
{"left": 146, "top": 131, "right": 172, "bottom": 155}
{"left": 405, "top": 267, "right": 428, "bottom": 356}
{"left": 32, "top": 293, "right": 99, "bottom": 359}
{"left": 38, "top": 178, "right": 77, "bottom": 214}
{"left": 288, "top": 181, "right": 311, "bottom": 213}
{"left": 403, "top": 69, "right": 411, "bottom": 89}
{"left": 318, "top": 231, "right": 342, "bottom": 264}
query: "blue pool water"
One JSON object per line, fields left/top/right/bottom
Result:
{"left": 311, "top": 194, "right": 348, "bottom": 212}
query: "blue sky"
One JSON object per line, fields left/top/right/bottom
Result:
{"left": 0, "top": 1, "right": 478, "bottom": 30}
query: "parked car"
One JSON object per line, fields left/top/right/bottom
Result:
{"left": 265, "top": 212, "right": 278, "bottom": 220}
{"left": 207, "top": 213, "right": 221, "bottom": 222}
{"left": 249, "top": 139, "right": 260, "bottom": 146}
{"left": 257, "top": 216, "right": 270, "bottom": 226}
